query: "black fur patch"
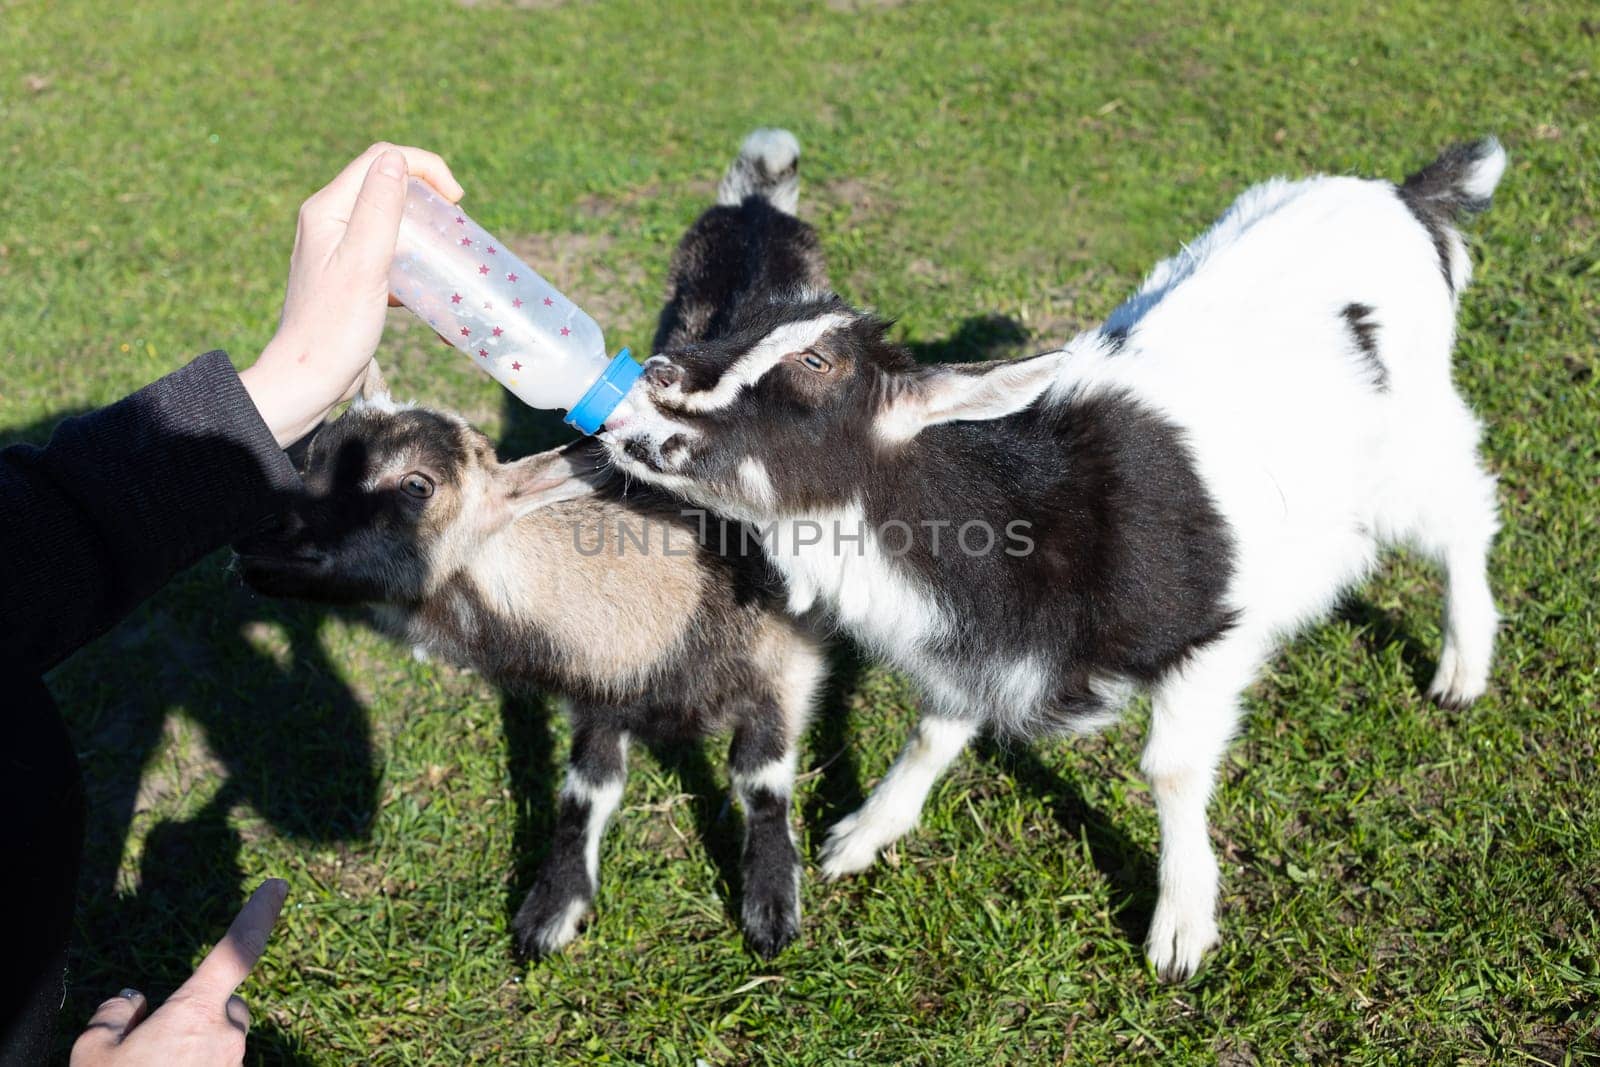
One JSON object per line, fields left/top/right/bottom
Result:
{"left": 1340, "top": 302, "right": 1387, "bottom": 391}
{"left": 1101, "top": 325, "right": 1129, "bottom": 354}
{"left": 865, "top": 389, "right": 1238, "bottom": 735}
{"left": 730, "top": 715, "right": 801, "bottom": 959}
{"left": 1396, "top": 190, "right": 1456, "bottom": 294}
{"left": 654, "top": 198, "right": 828, "bottom": 355}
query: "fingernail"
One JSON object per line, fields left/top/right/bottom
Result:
{"left": 377, "top": 150, "right": 406, "bottom": 178}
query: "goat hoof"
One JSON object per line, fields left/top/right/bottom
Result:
{"left": 1428, "top": 644, "right": 1488, "bottom": 709}
{"left": 513, "top": 894, "right": 591, "bottom": 960}
{"left": 816, "top": 813, "right": 884, "bottom": 881}
{"left": 741, "top": 897, "right": 800, "bottom": 959}
{"left": 1144, "top": 905, "right": 1218, "bottom": 982}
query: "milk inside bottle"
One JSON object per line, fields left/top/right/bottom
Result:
{"left": 387, "top": 178, "right": 640, "bottom": 433}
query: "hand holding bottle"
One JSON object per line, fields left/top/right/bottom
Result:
{"left": 242, "top": 144, "right": 464, "bottom": 447}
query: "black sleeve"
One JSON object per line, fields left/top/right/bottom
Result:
{"left": 0, "top": 350, "right": 302, "bottom": 676}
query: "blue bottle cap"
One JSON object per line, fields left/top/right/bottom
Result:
{"left": 564, "top": 349, "right": 642, "bottom": 435}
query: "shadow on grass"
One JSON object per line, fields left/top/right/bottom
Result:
{"left": 905, "top": 313, "right": 1032, "bottom": 366}
{"left": 653, "top": 741, "right": 744, "bottom": 929}
{"left": 976, "top": 740, "right": 1159, "bottom": 945}
{"left": 1336, "top": 596, "right": 1439, "bottom": 695}
{"left": 498, "top": 691, "right": 559, "bottom": 923}
{"left": 12, "top": 401, "right": 377, "bottom": 1067}
{"left": 802, "top": 642, "right": 870, "bottom": 831}
{"left": 498, "top": 381, "right": 579, "bottom": 459}
{"left": 54, "top": 570, "right": 375, "bottom": 1067}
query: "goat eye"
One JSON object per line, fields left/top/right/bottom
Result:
{"left": 795, "top": 350, "right": 833, "bottom": 373}
{"left": 399, "top": 472, "right": 434, "bottom": 499}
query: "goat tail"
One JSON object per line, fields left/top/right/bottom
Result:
{"left": 1401, "top": 137, "right": 1508, "bottom": 218}
{"left": 1398, "top": 137, "right": 1506, "bottom": 294}
{"left": 717, "top": 128, "right": 801, "bottom": 215}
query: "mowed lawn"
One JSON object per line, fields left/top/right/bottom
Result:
{"left": 4, "top": 0, "right": 1598, "bottom": 1062}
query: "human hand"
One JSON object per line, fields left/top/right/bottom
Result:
{"left": 69, "top": 879, "right": 290, "bottom": 1067}
{"left": 241, "top": 143, "right": 464, "bottom": 446}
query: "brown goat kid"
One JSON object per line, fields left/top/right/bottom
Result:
{"left": 236, "top": 129, "right": 830, "bottom": 959}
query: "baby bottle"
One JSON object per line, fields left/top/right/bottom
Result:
{"left": 386, "top": 178, "right": 640, "bottom": 433}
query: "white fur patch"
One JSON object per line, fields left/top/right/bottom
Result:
{"left": 737, "top": 457, "right": 779, "bottom": 510}
{"left": 992, "top": 653, "right": 1051, "bottom": 709}
{"left": 818, "top": 717, "right": 977, "bottom": 879}
{"left": 1459, "top": 137, "right": 1507, "bottom": 202}
{"left": 562, "top": 772, "right": 625, "bottom": 888}
{"left": 916, "top": 654, "right": 1050, "bottom": 732}
{"left": 348, "top": 392, "right": 415, "bottom": 416}
{"left": 772, "top": 627, "right": 826, "bottom": 730}
{"left": 758, "top": 500, "right": 949, "bottom": 657}
{"left": 529, "top": 896, "right": 591, "bottom": 955}
{"left": 718, "top": 128, "right": 801, "bottom": 215}
{"left": 732, "top": 752, "right": 798, "bottom": 799}
{"left": 656, "top": 314, "right": 851, "bottom": 413}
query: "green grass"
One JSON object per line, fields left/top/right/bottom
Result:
{"left": 4, "top": 0, "right": 1598, "bottom": 1062}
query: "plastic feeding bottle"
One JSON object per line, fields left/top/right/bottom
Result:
{"left": 386, "top": 178, "right": 640, "bottom": 433}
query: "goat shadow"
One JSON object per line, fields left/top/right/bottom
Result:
{"left": 905, "top": 312, "right": 1034, "bottom": 365}
{"left": 1335, "top": 596, "right": 1440, "bottom": 694}
{"left": 5, "top": 409, "right": 377, "bottom": 1067}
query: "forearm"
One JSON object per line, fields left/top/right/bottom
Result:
{"left": 239, "top": 335, "right": 346, "bottom": 448}
{"left": 0, "top": 351, "right": 301, "bottom": 674}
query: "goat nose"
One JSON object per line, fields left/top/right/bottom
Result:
{"left": 643, "top": 359, "right": 682, "bottom": 389}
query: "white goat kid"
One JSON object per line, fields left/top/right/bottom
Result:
{"left": 602, "top": 138, "right": 1507, "bottom": 979}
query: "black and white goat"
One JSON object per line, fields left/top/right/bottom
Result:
{"left": 236, "top": 130, "right": 829, "bottom": 959}
{"left": 600, "top": 138, "right": 1508, "bottom": 979}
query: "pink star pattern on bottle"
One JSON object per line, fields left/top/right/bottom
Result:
{"left": 410, "top": 206, "right": 608, "bottom": 388}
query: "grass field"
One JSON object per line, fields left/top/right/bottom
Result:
{"left": 4, "top": 0, "right": 1598, "bottom": 1062}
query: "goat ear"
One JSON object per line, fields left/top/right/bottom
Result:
{"left": 874, "top": 351, "right": 1065, "bottom": 443}
{"left": 359, "top": 358, "right": 390, "bottom": 401}
{"left": 498, "top": 445, "right": 604, "bottom": 519}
